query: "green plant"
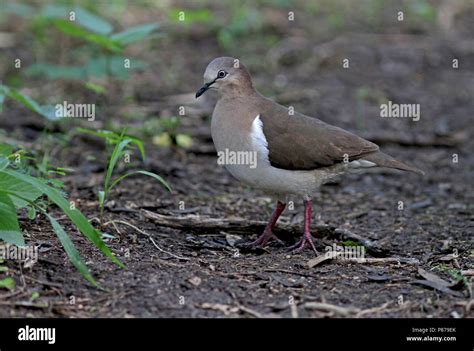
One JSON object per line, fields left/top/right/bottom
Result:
{"left": 77, "top": 128, "right": 171, "bottom": 224}
{"left": 0, "top": 147, "right": 123, "bottom": 288}
{"left": 0, "top": 258, "right": 15, "bottom": 291}
{"left": 5, "top": 3, "right": 160, "bottom": 81}
{"left": 152, "top": 117, "right": 192, "bottom": 149}
{"left": 217, "top": 4, "right": 262, "bottom": 50}
{"left": 0, "top": 84, "right": 55, "bottom": 120}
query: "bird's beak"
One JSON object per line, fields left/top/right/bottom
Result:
{"left": 195, "top": 79, "right": 216, "bottom": 98}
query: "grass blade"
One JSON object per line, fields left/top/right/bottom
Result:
{"left": 0, "top": 192, "right": 24, "bottom": 246}
{"left": 104, "top": 139, "right": 131, "bottom": 193}
{"left": 1, "top": 169, "right": 124, "bottom": 268}
{"left": 109, "top": 170, "right": 172, "bottom": 192}
{"left": 45, "top": 213, "right": 99, "bottom": 287}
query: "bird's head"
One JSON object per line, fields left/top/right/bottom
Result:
{"left": 196, "top": 57, "right": 253, "bottom": 98}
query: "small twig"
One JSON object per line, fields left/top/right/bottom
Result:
{"left": 346, "top": 257, "right": 420, "bottom": 265}
{"left": 308, "top": 253, "right": 420, "bottom": 268}
{"left": 8, "top": 269, "right": 63, "bottom": 288}
{"left": 290, "top": 302, "right": 299, "bottom": 318}
{"left": 104, "top": 220, "right": 189, "bottom": 261}
{"left": 237, "top": 304, "right": 264, "bottom": 318}
{"left": 356, "top": 302, "right": 392, "bottom": 317}
{"left": 304, "top": 302, "right": 360, "bottom": 316}
{"left": 263, "top": 268, "right": 321, "bottom": 279}
{"left": 305, "top": 301, "right": 396, "bottom": 317}
{"left": 142, "top": 210, "right": 390, "bottom": 256}
{"left": 142, "top": 209, "right": 333, "bottom": 235}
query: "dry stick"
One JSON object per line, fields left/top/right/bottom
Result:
{"left": 237, "top": 305, "right": 264, "bottom": 318}
{"left": 142, "top": 210, "right": 387, "bottom": 256}
{"left": 461, "top": 270, "right": 474, "bottom": 276}
{"left": 304, "top": 302, "right": 360, "bottom": 316}
{"left": 305, "top": 301, "right": 397, "bottom": 317}
{"left": 338, "top": 257, "right": 420, "bottom": 265}
{"left": 103, "top": 220, "right": 189, "bottom": 261}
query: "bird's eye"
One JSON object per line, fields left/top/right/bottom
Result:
{"left": 217, "top": 70, "right": 227, "bottom": 78}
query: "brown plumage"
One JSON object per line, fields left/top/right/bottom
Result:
{"left": 258, "top": 98, "right": 424, "bottom": 174}
{"left": 196, "top": 57, "right": 424, "bottom": 254}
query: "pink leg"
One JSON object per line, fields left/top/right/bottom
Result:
{"left": 289, "top": 199, "right": 318, "bottom": 254}
{"left": 245, "top": 201, "right": 286, "bottom": 247}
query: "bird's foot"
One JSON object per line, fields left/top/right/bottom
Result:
{"left": 243, "top": 230, "right": 284, "bottom": 248}
{"left": 288, "top": 231, "right": 319, "bottom": 255}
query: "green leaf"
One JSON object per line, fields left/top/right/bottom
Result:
{"left": 111, "top": 23, "right": 159, "bottom": 45}
{"left": 85, "top": 56, "right": 146, "bottom": 79}
{"left": 27, "top": 206, "right": 36, "bottom": 220}
{"left": 77, "top": 128, "right": 121, "bottom": 141}
{"left": 41, "top": 4, "right": 113, "bottom": 35}
{"left": 176, "top": 134, "right": 193, "bottom": 148}
{"left": 0, "top": 145, "right": 13, "bottom": 158}
{"left": 85, "top": 81, "right": 106, "bottom": 94}
{"left": 0, "top": 84, "right": 56, "bottom": 120}
{"left": 98, "top": 190, "right": 105, "bottom": 207}
{"left": 0, "top": 157, "right": 9, "bottom": 171}
{"left": 26, "top": 63, "right": 86, "bottom": 80}
{"left": 1, "top": 169, "right": 124, "bottom": 268}
{"left": 45, "top": 213, "right": 98, "bottom": 287}
{"left": 169, "top": 9, "right": 212, "bottom": 25}
{"left": 105, "top": 139, "right": 131, "bottom": 192}
{"left": 77, "top": 128, "right": 145, "bottom": 158}
{"left": 30, "top": 291, "right": 40, "bottom": 301}
{"left": 52, "top": 19, "right": 121, "bottom": 52}
{"left": 0, "top": 172, "right": 43, "bottom": 209}
{"left": 0, "top": 193, "right": 24, "bottom": 246}
{"left": 72, "top": 6, "right": 113, "bottom": 35}
{"left": 0, "top": 277, "right": 15, "bottom": 290}
{"left": 109, "top": 170, "right": 171, "bottom": 193}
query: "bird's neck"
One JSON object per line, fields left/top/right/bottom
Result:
{"left": 219, "top": 81, "right": 256, "bottom": 100}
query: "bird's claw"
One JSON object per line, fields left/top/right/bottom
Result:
{"left": 242, "top": 230, "right": 284, "bottom": 248}
{"left": 288, "top": 232, "right": 319, "bottom": 255}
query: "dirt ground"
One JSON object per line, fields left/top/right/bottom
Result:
{"left": 0, "top": 2, "right": 473, "bottom": 318}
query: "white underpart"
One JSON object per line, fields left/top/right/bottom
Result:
{"left": 349, "top": 159, "right": 377, "bottom": 168}
{"left": 219, "top": 115, "right": 376, "bottom": 197}
{"left": 250, "top": 115, "right": 271, "bottom": 165}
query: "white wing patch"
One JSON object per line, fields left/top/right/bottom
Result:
{"left": 250, "top": 115, "right": 270, "bottom": 164}
{"left": 349, "top": 159, "right": 377, "bottom": 168}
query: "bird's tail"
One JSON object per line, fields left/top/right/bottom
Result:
{"left": 363, "top": 151, "right": 425, "bottom": 176}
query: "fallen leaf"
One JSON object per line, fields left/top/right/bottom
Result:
{"left": 412, "top": 280, "right": 464, "bottom": 297}
{"left": 0, "top": 277, "right": 15, "bottom": 290}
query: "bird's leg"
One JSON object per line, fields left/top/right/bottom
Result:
{"left": 246, "top": 201, "right": 286, "bottom": 247}
{"left": 289, "top": 199, "right": 319, "bottom": 254}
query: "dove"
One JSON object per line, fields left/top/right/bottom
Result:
{"left": 196, "top": 57, "right": 423, "bottom": 253}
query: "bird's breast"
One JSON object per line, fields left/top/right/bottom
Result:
{"left": 211, "top": 110, "right": 271, "bottom": 186}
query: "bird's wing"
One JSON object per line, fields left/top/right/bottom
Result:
{"left": 259, "top": 103, "right": 379, "bottom": 171}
